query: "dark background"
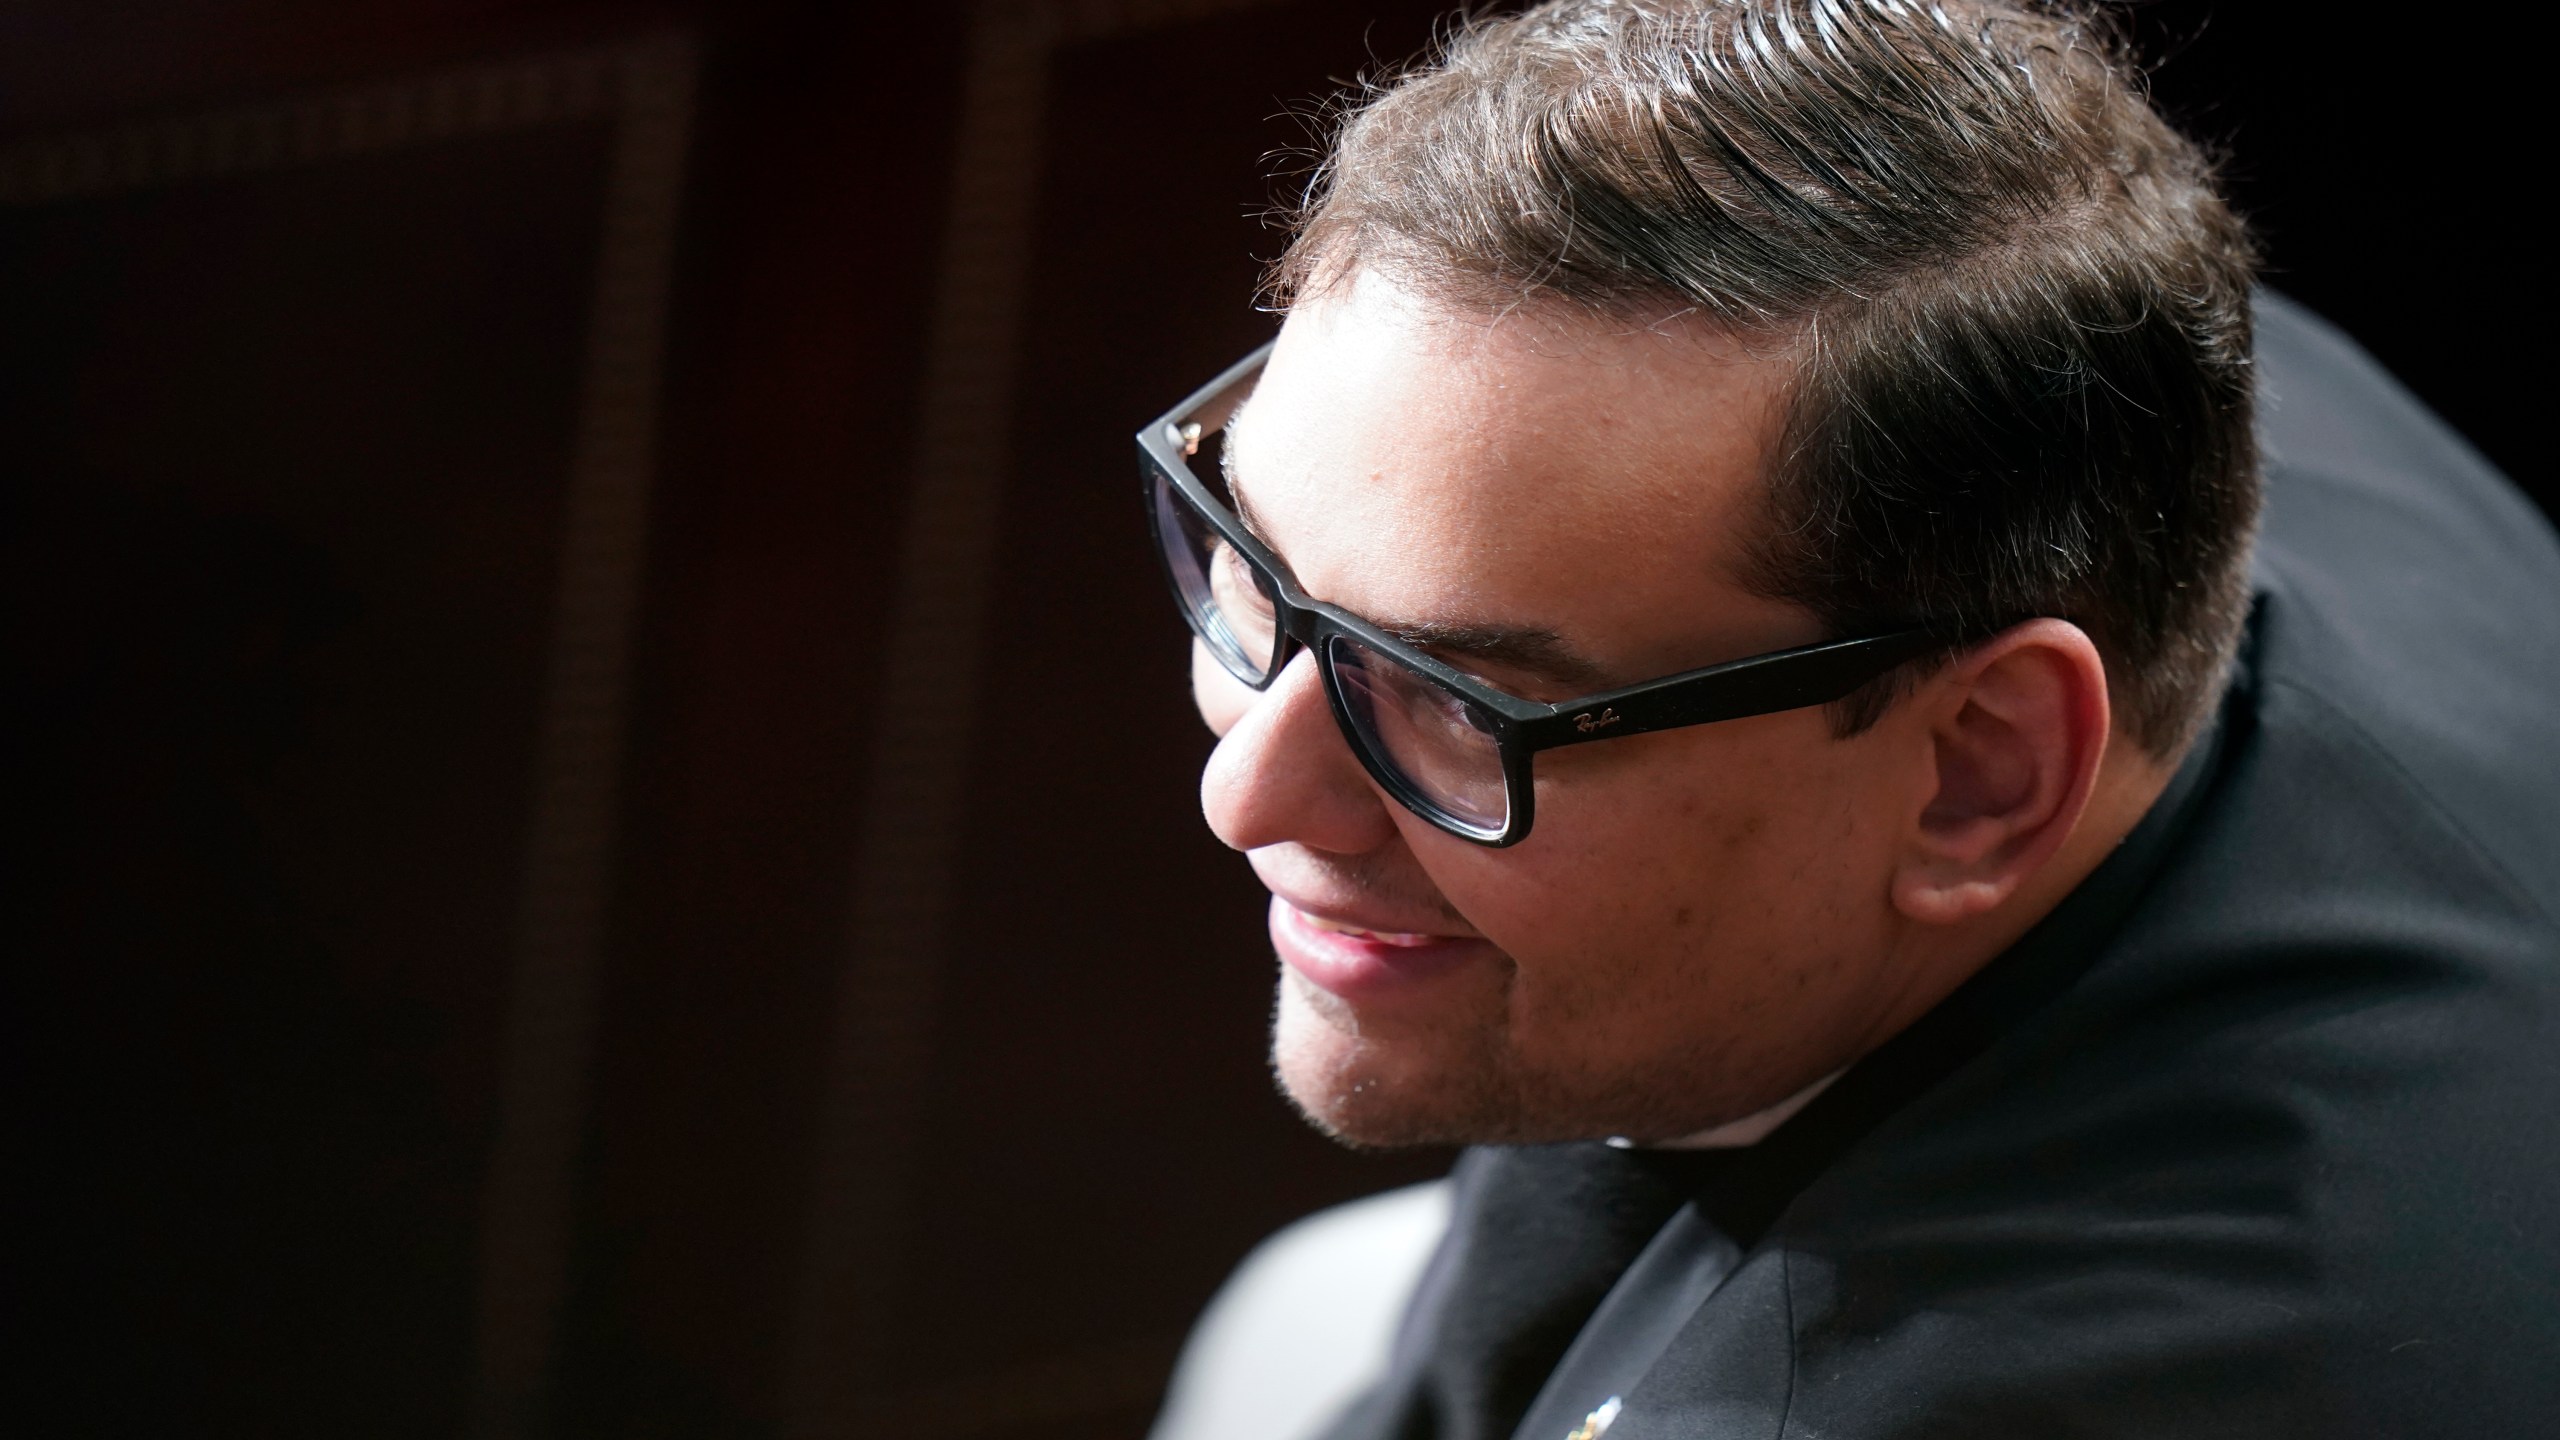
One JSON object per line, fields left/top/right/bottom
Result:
{"left": 3, "top": 3, "right": 2541, "bottom": 1438}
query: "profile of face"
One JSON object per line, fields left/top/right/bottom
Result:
{"left": 1192, "top": 269, "right": 2128, "bottom": 1148}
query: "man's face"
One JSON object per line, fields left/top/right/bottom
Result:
{"left": 1195, "top": 270, "right": 1941, "bottom": 1147}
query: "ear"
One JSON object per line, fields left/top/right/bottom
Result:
{"left": 1891, "top": 619, "right": 2111, "bottom": 926}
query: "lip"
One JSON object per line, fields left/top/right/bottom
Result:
{"left": 1267, "top": 895, "right": 1491, "bottom": 1000}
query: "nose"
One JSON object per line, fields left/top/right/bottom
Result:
{"left": 1200, "top": 644, "right": 1403, "bottom": 856}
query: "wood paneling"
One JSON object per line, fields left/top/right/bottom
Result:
{"left": 3, "top": 85, "right": 620, "bottom": 1440}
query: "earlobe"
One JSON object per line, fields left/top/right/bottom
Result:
{"left": 1891, "top": 620, "right": 2110, "bottom": 927}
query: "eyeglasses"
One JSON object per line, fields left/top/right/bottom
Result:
{"left": 1139, "top": 343, "right": 1939, "bottom": 847}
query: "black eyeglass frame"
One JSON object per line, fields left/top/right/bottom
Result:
{"left": 1140, "top": 342, "right": 1944, "bottom": 847}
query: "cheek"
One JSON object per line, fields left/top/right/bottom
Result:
{"left": 1431, "top": 719, "right": 1899, "bottom": 1021}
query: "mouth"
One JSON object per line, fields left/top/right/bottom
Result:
{"left": 1292, "top": 911, "right": 1447, "bottom": 947}
{"left": 1268, "top": 896, "right": 1489, "bottom": 1000}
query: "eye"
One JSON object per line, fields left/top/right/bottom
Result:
{"left": 1413, "top": 682, "right": 1496, "bottom": 737}
{"left": 1206, "top": 541, "right": 1273, "bottom": 619}
{"left": 1439, "top": 689, "right": 1496, "bottom": 734}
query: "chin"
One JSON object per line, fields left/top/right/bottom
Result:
{"left": 1268, "top": 970, "right": 1764, "bottom": 1148}
{"left": 1268, "top": 971, "right": 1543, "bottom": 1148}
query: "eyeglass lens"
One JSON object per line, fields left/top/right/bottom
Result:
{"left": 1154, "top": 459, "right": 1513, "bottom": 839}
{"left": 1153, "top": 468, "right": 1281, "bottom": 684}
{"left": 1326, "top": 634, "right": 1510, "bottom": 836}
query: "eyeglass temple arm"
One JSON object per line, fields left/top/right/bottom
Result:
{"left": 1511, "top": 630, "right": 1942, "bottom": 750}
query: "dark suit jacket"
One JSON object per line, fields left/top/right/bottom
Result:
{"left": 1317, "top": 295, "right": 2560, "bottom": 1440}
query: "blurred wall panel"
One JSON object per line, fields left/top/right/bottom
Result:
{"left": 0, "top": 4, "right": 1455, "bottom": 1438}
{"left": 2, "top": 58, "right": 628, "bottom": 1440}
{"left": 777, "top": 4, "right": 1459, "bottom": 1436}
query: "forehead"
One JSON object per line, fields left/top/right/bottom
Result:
{"left": 1229, "top": 271, "right": 1797, "bottom": 677}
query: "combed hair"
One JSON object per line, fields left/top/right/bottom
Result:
{"left": 1275, "top": 0, "right": 2260, "bottom": 751}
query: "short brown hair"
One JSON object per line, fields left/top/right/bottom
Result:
{"left": 1276, "top": 0, "right": 2260, "bottom": 751}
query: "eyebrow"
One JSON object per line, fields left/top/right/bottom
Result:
{"left": 1373, "top": 619, "right": 1615, "bottom": 691}
{"left": 1218, "top": 403, "right": 1615, "bottom": 694}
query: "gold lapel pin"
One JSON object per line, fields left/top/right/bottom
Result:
{"left": 1566, "top": 1395, "right": 1624, "bottom": 1440}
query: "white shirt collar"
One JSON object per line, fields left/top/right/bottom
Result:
{"left": 1606, "top": 1069, "right": 1844, "bottom": 1151}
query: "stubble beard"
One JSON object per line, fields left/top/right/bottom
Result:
{"left": 1268, "top": 966, "right": 1751, "bottom": 1149}
{"left": 1269, "top": 969, "right": 1529, "bottom": 1148}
